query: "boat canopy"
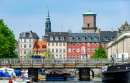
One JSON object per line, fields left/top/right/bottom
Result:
{"left": 0, "top": 71, "right": 11, "bottom": 77}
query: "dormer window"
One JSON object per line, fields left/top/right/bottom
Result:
{"left": 111, "top": 37, "right": 115, "bottom": 40}
{"left": 55, "top": 36, "right": 59, "bottom": 41}
{"left": 26, "top": 33, "right": 30, "bottom": 37}
{"left": 70, "top": 36, "right": 73, "bottom": 41}
{"left": 50, "top": 36, "right": 53, "bottom": 41}
{"left": 104, "top": 37, "right": 109, "bottom": 41}
{"left": 61, "top": 37, "right": 64, "bottom": 41}
{"left": 82, "top": 36, "right": 86, "bottom": 41}
{"left": 36, "top": 45, "right": 39, "bottom": 49}
{"left": 42, "top": 45, "right": 46, "bottom": 49}
{"left": 76, "top": 36, "right": 79, "bottom": 41}
{"left": 94, "top": 36, "right": 98, "bottom": 41}
{"left": 88, "top": 36, "right": 92, "bottom": 41}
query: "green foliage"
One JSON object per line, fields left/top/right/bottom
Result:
{"left": 0, "top": 19, "right": 18, "bottom": 58}
{"left": 45, "top": 48, "right": 54, "bottom": 59}
{"left": 91, "top": 43, "right": 107, "bottom": 59}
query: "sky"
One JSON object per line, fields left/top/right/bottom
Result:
{"left": 0, "top": 0, "right": 130, "bottom": 40}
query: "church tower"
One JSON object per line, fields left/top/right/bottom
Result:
{"left": 82, "top": 7, "right": 97, "bottom": 33}
{"left": 45, "top": 7, "right": 51, "bottom": 35}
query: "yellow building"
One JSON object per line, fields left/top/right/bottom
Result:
{"left": 33, "top": 41, "right": 47, "bottom": 58}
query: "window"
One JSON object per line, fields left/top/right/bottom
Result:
{"left": 56, "top": 42, "right": 58, "bottom": 46}
{"left": 42, "top": 45, "right": 46, "bottom": 49}
{"left": 77, "top": 48, "right": 79, "bottom": 52}
{"left": 56, "top": 49, "right": 58, "bottom": 53}
{"left": 61, "top": 37, "right": 64, "bottom": 41}
{"left": 29, "top": 44, "right": 31, "bottom": 48}
{"left": 24, "top": 50, "right": 26, "bottom": 54}
{"left": 106, "top": 49, "right": 107, "bottom": 53}
{"left": 29, "top": 39, "right": 31, "bottom": 42}
{"left": 77, "top": 55, "right": 79, "bottom": 59}
{"left": 102, "top": 43, "right": 104, "bottom": 47}
{"left": 106, "top": 43, "right": 107, "bottom": 47}
{"left": 73, "top": 48, "right": 75, "bottom": 52}
{"left": 68, "top": 48, "right": 71, "bottom": 52}
{"left": 48, "top": 42, "right": 50, "bottom": 46}
{"left": 21, "top": 50, "right": 22, "bottom": 54}
{"left": 87, "top": 48, "right": 90, "bottom": 52}
{"left": 39, "top": 51, "right": 40, "bottom": 54}
{"left": 82, "top": 43, "right": 85, "bottom": 46}
{"left": 92, "top": 48, "right": 94, "bottom": 52}
{"left": 21, "top": 44, "right": 22, "bottom": 48}
{"left": 73, "top": 43, "right": 75, "bottom": 46}
{"left": 68, "top": 55, "right": 71, "bottom": 59}
{"left": 112, "top": 37, "right": 115, "bottom": 40}
{"left": 88, "top": 36, "right": 92, "bottom": 41}
{"left": 24, "top": 44, "right": 26, "bottom": 48}
{"left": 82, "top": 47, "right": 85, "bottom": 53}
{"left": 60, "top": 49, "right": 62, "bottom": 53}
{"left": 76, "top": 36, "right": 79, "bottom": 41}
{"left": 76, "top": 43, "right": 79, "bottom": 46}
{"left": 63, "top": 42, "right": 65, "bottom": 46}
{"left": 52, "top": 49, "right": 54, "bottom": 53}
{"left": 55, "top": 36, "right": 59, "bottom": 41}
{"left": 68, "top": 43, "right": 71, "bottom": 46}
{"left": 29, "top": 50, "right": 31, "bottom": 54}
{"left": 50, "top": 36, "right": 53, "bottom": 41}
{"left": 60, "top": 55, "right": 62, "bottom": 58}
{"left": 36, "top": 45, "right": 39, "bottom": 49}
{"left": 104, "top": 37, "right": 109, "bottom": 41}
{"left": 52, "top": 42, "right": 54, "bottom": 46}
{"left": 87, "top": 23, "right": 90, "bottom": 28}
{"left": 59, "top": 42, "right": 62, "bottom": 46}
{"left": 87, "top": 43, "right": 90, "bottom": 46}
{"left": 73, "top": 55, "right": 75, "bottom": 59}
{"left": 87, "top": 55, "right": 90, "bottom": 59}
{"left": 63, "top": 49, "right": 66, "bottom": 52}
{"left": 96, "top": 43, "right": 98, "bottom": 46}
{"left": 70, "top": 36, "right": 73, "bottom": 41}
{"left": 94, "top": 36, "right": 98, "bottom": 41}
{"left": 24, "top": 39, "right": 26, "bottom": 42}
{"left": 92, "top": 43, "right": 94, "bottom": 46}
{"left": 82, "top": 36, "right": 86, "bottom": 41}
{"left": 42, "top": 51, "right": 43, "bottom": 54}
{"left": 26, "top": 33, "right": 30, "bottom": 37}
{"left": 63, "top": 55, "right": 66, "bottom": 59}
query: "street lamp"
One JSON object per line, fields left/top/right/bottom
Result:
{"left": 36, "top": 36, "right": 39, "bottom": 61}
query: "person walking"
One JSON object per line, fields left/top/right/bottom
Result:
{"left": 110, "top": 55, "right": 114, "bottom": 64}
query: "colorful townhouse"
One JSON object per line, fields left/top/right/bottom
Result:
{"left": 67, "top": 33, "right": 100, "bottom": 59}
{"left": 33, "top": 41, "right": 47, "bottom": 58}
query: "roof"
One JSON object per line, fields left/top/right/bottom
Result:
{"left": 33, "top": 41, "right": 47, "bottom": 50}
{"left": 19, "top": 31, "right": 39, "bottom": 38}
{"left": 100, "top": 31, "right": 117, "bottom": 42}
{"left": 67, "top": 33, "right": 100, "bottom": 42}
{"left": 83, "top": 11, "right": 95, "bottom": 15}
{"left": 47, "top": 32, "right": 69, "bottom": 42}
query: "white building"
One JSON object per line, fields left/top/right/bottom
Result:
{"left": 19, "top": 31, "right": 39, "bottom": 58}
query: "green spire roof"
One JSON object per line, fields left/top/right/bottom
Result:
{"left": 46, "top": 9, "right": 50, "bottom": 18}
{"left": 83, "top": 7, "right": 95, "bottom": 15}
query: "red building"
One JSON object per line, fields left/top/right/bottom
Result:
{"left": 67, "top": 33, "right": 101, "bottom": 59}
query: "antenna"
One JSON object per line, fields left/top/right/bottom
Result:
{"left": 29, "top": 24, "right": 32, "bottom": 31}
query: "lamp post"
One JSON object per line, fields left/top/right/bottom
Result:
{"left": 36, "top": 36, "right": 39, "bottom": 62}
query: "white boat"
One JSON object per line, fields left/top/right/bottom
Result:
{"left": 0, "top": 80, "right": 26, "bottom": 83}
{"left": 0, "top": 67, "right": 16, "bottom": 76}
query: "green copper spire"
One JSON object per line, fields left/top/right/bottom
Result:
{"left": 46, "top": 5, "right": 50, "bottom": 21}
{"left": 83, "top": 7, "right": 95, "bottom": 15}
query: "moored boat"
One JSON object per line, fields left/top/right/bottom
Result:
{"left": 102, "top": 64, "right": 129, "bottom": 83}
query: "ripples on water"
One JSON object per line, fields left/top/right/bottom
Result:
{"left": 37, "top": 78, "right": 102, "bottom": 83}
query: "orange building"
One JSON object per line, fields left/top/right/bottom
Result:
{"left": 33, "top": 41, "right": 47, "bottom": 58}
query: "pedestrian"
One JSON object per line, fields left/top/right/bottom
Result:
{"left": 110, "top": 55, "right": 114, "bottom": 64}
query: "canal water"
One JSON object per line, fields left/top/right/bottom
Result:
{"left": 37, "top": 77, "right": 102, "bottom": 83}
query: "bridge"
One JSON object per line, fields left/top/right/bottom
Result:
{"left": 0, "top": 58, "right": 128, "bottom": 68}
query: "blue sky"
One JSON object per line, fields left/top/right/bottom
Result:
{"left": 0, "top": 0, "right": 130, "bottom": 40}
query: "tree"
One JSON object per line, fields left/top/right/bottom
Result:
{"left": 91, "top": 43, "right": 107, "bottom": 59}
{"left": 0, "top": 19, "right": 18, "bottom": 58}
{"left": 45, "top": 49, "right": 54, "bottom": 59}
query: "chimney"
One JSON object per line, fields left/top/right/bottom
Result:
{"left": 99, "top": 29, "right": 101, "bottom": 40}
